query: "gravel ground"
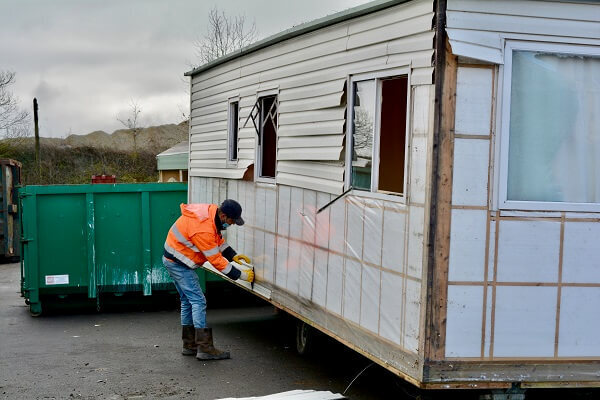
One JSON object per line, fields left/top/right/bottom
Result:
{"left": 2, "top": 261, "right": 599, "bottom": 400}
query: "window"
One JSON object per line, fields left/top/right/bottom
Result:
{"left": 347, "top": 71, "right": 409, "bottom": 195}
{"left": 498, "top": 41, "right": 600, "bottom": 211}
{"left": 242, "top": 92, "right": 278, "bottom": 180}
{"left": 227, "top": 100, "right": 239, "bottom": 164}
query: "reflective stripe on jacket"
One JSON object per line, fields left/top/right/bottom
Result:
{"left": 164, "top": 203, "right": 234, "bottom": 274}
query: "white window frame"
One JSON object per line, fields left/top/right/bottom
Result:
{"left": 227, "top": 97, "right": 240, "bottom": 167}
{"left": 497, "top": 40, "right": 600, "bottom": 212}
{"left": 254, "top": 88, "right": 279, "bottom": 184}
{"left": 345, "top": 67, "right": 411, "bottom": 201}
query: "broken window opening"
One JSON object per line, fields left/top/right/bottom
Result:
{"left": 258, "top": 95, "right": 277, "bottom": 179}
{"left": 350, "top": 74, "right": 408, "bottom": 195}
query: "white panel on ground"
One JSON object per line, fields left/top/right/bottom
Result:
{"left": 326, "top": 254, "right": 344, "bottom": 315}
{"left": 497, "top": 220, "right": 560, "bottom": 283}
{"left": 382, "top": 208, "right": 406, "bottom": 274}
{"left": 562, "top": 222, "right": 600, "bottom": 283}
{"left": 445, "top": 285, "right": 484, "bottom": 357}
{"left": 448, "top": 209, "right": 487, "bottom": 282}
{"left": 346, "top": 199, "right": 364, "bottom": 260}
{"left": 404, "top": 278, "right": 421, "bottom": 353}
{"left": 343, "top": 259, "right": 361, "bottom": 324}
{"left": 216, "top": 389, "right": 346, "bottom": 400}
{"left": 558, "top": 287, "right": 600, "bottom": 357}
{"left": 312, "top": 248, "right": 328, "bottom": 307}
{"left": 454, "top": 67, "right": 493, "bottom": 135}
{"left": 493, "top": 286, "right": 556, "bottom": 357}
{"left": 379, "top": 271, "right": 403, "bottom": 345}
{"left": 452, "top": 138, "right": 489, "bottom": 206}
{"left": 409, "top": 135, "right": 429, "bottom": 205}
{"left": 360, "top": 264, "right": 381, "bottom": 334}
{"left": 406, "top": 206, "right": 425, "bottom": 279}
{"left": 363, "top": 204, "right": 383, "bottom": 266}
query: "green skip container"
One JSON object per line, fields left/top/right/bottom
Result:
{"left": 20, "top": 183, "right": 214, "bottom": 315}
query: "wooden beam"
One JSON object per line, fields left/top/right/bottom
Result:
{"left": 425, "top": 0, "right": 458, "bottom": 362}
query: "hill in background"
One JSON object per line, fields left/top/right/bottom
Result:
{"left": 36, "top": 120, "right": 189, "bottom": 153}
{"left": 0, "top": 121, "right": 189, "bottom": 185}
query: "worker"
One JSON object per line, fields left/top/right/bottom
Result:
{"left": 162, "top": 199, "right": 253, "bottom": 360}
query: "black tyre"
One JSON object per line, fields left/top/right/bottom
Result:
{"left": 295, "top": 320, "right": 314, "bottom": 355}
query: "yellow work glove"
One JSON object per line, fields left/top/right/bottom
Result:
{"left": 238, "top": 268, "right": 254, "bottom": 283}
{"left": 233, "top": 254, "right": 251, "bottom": 264}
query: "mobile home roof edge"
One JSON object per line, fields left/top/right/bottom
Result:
{"left": 184, "top": 0, "right": 411, "bottom": 77}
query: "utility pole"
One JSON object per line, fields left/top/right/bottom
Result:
{"left": 33, "top": 98, "right": 40, "bottom": 174}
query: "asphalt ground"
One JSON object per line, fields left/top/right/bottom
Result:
{"left": 1, "top": 261, "right": 599, "bottom": 400}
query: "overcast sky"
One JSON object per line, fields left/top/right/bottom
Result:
{"left": 1, "top": 0, "right": 371, "bottom": 138}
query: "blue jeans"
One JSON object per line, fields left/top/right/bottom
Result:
{"left": 162, "top": 256, "right": 207, "bottom": 328}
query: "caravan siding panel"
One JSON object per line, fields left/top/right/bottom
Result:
{"left": 189, "top": 0, "right": 435, "bottom": 193}
{"left": 446, "top": 0, "right": 600, "bottom": 63}
{"left": 189, "top": 176, "right": 427, "bottom": 380}
{"left": 447, "top": 15, "right": 600, "bottom": 365}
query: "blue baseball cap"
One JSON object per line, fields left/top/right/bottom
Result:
{"left": 220, "top": 199, "right": 245, "bottom": 226}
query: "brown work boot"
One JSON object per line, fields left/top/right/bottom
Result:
{"left": 182, "top": 325, "right": 196, "bottom": 356}
{"left": 195, "top": 328, "right": 230, "bottom": 360}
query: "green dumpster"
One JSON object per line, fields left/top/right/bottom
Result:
{"left": 19, "top": 183, "right": 214, "bottom": 315}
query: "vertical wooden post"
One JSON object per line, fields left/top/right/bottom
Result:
{"left": 33, "top": 98, "right": 40, "bottom": 175}
{"left": 425, "top": 0, "right": 458, "bottom": 363}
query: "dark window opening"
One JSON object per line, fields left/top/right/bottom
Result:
{"left": 378, "top": 76, "right": 407, "bottom": 194}
{"left": 228, "top": 101, "right": 239, "bottom": 161}
{"left": 259, "top": 95, "right": 277, "bottom": 178}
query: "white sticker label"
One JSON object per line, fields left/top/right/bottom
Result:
{"left": 45, "top": 275, "right": 69, "bottom": 285}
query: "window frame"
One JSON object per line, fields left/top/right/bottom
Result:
{"left": 497, "top": 40, "right": 600, "bottom": 212}
{"left": 226, "top": 96, "right": 240, "bottom": 167}
{"left": 254, "top": 88, "right": 279, "bottom": 184}
{"left": 345, "top": 67, "right": 411, "bottom": 200}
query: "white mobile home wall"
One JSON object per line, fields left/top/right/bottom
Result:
{"left": 438, "top": 0, "right": 600, "bottom": 387}
{"left": 188, "top": 0, "right": 436, "bottom": 385}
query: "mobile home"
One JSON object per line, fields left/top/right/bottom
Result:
{"left": 184, "top": 0, "right": 600, "bottom": 391}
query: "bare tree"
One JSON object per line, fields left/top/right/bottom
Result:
{"left": 194, "top": 7, "right": 258, "bottom": 66}
{"left": 117, "top": 99, "right": 142, "bottom": 156}
{"left": 0, "top": 70, "right": 29, "bottom": 133}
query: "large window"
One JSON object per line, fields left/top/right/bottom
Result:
{"left": 347, "top": 70, "right": 409, "bottom": 195}
{"left": 499, "top": 42, "right": 600, "bottom": 211}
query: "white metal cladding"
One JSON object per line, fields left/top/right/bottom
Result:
{"left": 188, "top": 0, "right": 435, "bottom": 194}
{"left": 191, "top": 177, "right": 426, "bottom": 374}
{"left": 446, "top": 0, "right": 600, "bottom": 64}
{"left": 447, "top": 62, "right": 600, "bottom": 360}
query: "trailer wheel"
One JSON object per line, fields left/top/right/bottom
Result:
{"left": 296, "top": 321, "right": 314, "bottom": 355}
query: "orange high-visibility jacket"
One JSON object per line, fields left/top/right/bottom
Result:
{"left": 163, "top": 203, "right": 238, "bottom": 278}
